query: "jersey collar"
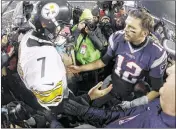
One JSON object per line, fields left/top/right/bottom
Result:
{"left": 127, "top": 37, "right": 149, "bottom": 53}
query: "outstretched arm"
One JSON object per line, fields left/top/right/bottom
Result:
{"left": 63, "top": 99, "right": 153, "bottom": 127}
{"left": 67, "top": 59, "right": 106, "bottom": 73}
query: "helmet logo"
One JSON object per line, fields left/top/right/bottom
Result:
{"left": 41, "top": 3, "right": 60, "bottom": 20}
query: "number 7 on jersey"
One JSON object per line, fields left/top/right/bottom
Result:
{"left": 37, "top": 57, "right": 46, "bottom": 78}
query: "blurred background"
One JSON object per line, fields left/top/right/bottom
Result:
{"left": 1, "top": 1, "right": 175, "bottom": 36}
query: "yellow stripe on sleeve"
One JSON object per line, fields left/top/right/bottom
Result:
{"left": 31, "top": 81, "right": 63, "bottom": 104}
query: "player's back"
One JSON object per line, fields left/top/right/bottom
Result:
{"left": 18, "top": 31, "right": 69, "bottom": 107}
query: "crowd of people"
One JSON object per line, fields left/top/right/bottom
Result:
{"left": 1, "top": 0, "right": 175, "bottom": 128}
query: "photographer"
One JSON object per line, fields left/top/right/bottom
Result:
{"left": 1, "top": 31, "right": 20, "bottom": 73}
{"left": 112, "top": 13, "right": 127, "bottom": 31}
{"left": 91, "top": 7, "right": 113, "bottom": 41}
{"left": 1, "top": 32, "right": 15, "bottom": 69}
{"left": 71, "top": 9, "right": 108, "bottom": 94}
{"left": 72, "top": 9, "right": 108, "bottom": 65}
{"left": 72, "top": 6, "right": 83, "bottom": 25}
{"left": 91, "top": 7, "right": 100, "bottom": 24}
{"left": 1, "top": 31, "right": 16, "bottom": 106}
{"left": 99, "top": 15, "right": 114, "bottom": 41}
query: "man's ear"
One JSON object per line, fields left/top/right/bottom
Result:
{"left": 142, "top": 30, "right": 149, "bottom": 37}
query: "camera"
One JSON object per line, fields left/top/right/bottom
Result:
{"left": 73, "top": 7, "right": 83, "bottom": 25}
{"left": 99, "top": 22, "right": 113, "bottom": 40}
{"left": 84, "top": 20, "right": 97, "bottom": 31}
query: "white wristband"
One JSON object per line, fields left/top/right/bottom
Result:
{"left": 130, "top": 96, "right": 149, "bottom": 108}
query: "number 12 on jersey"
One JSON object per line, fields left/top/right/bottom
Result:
{"left": 115, "top": 55, "right": 142, "bottom": 83}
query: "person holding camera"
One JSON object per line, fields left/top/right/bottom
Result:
{"left": 91, "top": 7, "right": 113, "bottom": 42}
{"left": 72, "top": 9, "right": 108, "bottom": 65}
{"left": 72, "top": 6, "right": 83, "bottom": 25}
{"left": 71, "top": 9, "right": 108, "bottom": 94}
{"left": 112, "top": 13, "right": 127, "bottom": 32}
{"left": 1, "top": 32, "right": 15, "bottom": 69}
{"left": 91, "top": 7, "right": 100, "bottom": 25}
{"left": 99, "top": 15, "right": 114, "bottom": 41}
{"left": 1, "top": 31, "right": 18, "bottom": 106}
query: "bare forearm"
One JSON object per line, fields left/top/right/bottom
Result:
{"left": 80, "top": 59, "right": 105, "bottom": 72}
{"left": 146, "top": 91, "right": 159, "bottom": 101}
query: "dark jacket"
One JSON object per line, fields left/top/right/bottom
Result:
{"left": 80, "top": 99, "right": 176, "bottom": 128}
{"left": 72, "top": 25, "right": 108, "bottom": 52}
{"left": 87, "top": 27, "right": 108, "bottom": 51}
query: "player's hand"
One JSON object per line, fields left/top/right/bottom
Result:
{"left": 78, "top": 22, "right": 86, "bottom": 30}
{"left": 67, "top": 65, "right": 81, "bottom": 73}
{"left": 85, "top": 26, "right": 90, "bottom": 34}
{"left": 37, "top": 110, "right": 56, "bottom": 123}
{"left": 88, "top": 81, "right": 113, "bottom": 100}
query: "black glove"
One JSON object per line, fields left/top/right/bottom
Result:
{"left": 32, "top": 114, "right": 47, "bottom": 128}
{"left": 63, "top": 99, "right": 89, "bottom": 117}
{"left": 72, "top": 95, "right": 90, "bottom": 106}
{"left": 36, "top": 109, "right": 56, "bottom": 123}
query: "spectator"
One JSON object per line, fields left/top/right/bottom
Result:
{"left": 1, "top": 32, "right": 15, "bottom": 68}
{"left": 72, "top": 9, "right": 107, "bottom": 65}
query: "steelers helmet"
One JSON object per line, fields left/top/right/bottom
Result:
{"left": 29, "top": 1, "right": 72, "bottom": 40}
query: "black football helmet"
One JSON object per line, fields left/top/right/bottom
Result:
{"left": 29, "top": 1, "right": 72, "bottom": 41}
{"left": 97, "top": 1, "right": 112, "bottom": 10}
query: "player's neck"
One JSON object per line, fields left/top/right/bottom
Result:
{"left": 130, "top": 37, "right": 147, "bottom": 49}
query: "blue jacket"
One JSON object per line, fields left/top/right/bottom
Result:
{"left": 81, "top": 99, "right": 176, "bottom": 128}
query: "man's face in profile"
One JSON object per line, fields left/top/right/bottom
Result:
{"left": 124, "top": 16, "right": 147, "bottom": 45}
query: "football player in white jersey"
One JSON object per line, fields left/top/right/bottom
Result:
{"left": 17, "top": 1, "right": 73, "bottom": 109}
{"left": 17, "top": 2, "right": 113, "bottom": 125}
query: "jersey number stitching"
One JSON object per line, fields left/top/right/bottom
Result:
{"left": 37, "top": 57, "right": 46, "bottom": 78}
{"left": 115, "top": 55, "right": 142, "bottom": 83}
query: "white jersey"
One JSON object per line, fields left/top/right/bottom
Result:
{"left": 17, "top": 31, "right": 69, "bottom": 108}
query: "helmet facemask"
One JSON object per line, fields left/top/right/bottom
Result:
{"left": 29, "top": 1, "right": 72, "bottom": 45}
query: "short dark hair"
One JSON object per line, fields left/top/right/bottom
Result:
{"left": 91, "top": 7, "right": 99, "bottom": 17}
{"left": 128, "top": 9, "right": 154, "bottom": 33}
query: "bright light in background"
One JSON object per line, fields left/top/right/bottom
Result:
{"left": 124, "top": 1, "right": 135, "bottom": 7}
